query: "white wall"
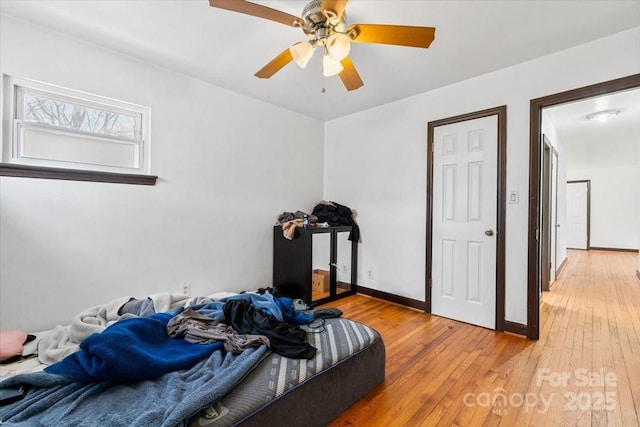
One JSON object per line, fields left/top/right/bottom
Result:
{"left": 567, "top": 165, "right": 639, "bottom": 250}
{"left": 0, "top": 15, "right": 325, "bottom": 331}
{"left": 324, "top": 27, "right": 640, "bottom": 325}
{"left": 564, "top": 121, "right": 639, "bottom": 250}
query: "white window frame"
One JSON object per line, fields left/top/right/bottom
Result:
{"left": 2, "top": 75, "right": 151, "bottom": 175}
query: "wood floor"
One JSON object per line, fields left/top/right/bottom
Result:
{"left": 324, "top": 249, "right": 640, "bottom": 426}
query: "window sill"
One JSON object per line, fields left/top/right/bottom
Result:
{"left": 0, "top": 163, "right": 158, "bottom": 185}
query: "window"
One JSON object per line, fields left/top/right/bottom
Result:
{"left": 2, "top": 76, "right": 154, "bottom": 183}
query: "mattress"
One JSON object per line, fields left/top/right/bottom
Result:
{"left": 187, "top": 317, "right": 385, "bottom": 426}
{"left": 0, "top": 318, "right": 384, "bottom": 427}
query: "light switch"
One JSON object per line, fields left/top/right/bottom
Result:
{"left": 508, "top": 191, "right": 519, "bottom": 204}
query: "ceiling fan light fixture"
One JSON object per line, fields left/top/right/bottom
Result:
{"left": 290, "top": 40, "right": 316, "bottom": 68}
{"left": 323, "top": 53, "right": 344, "bottom": 77}
{"left": 209, "top": 0, "right": 436, "bottom": 90}
{"left": 326, "top": 33, "right": 351, "bottom": 61}
{"left": 586, "top": 109, "right": 620, "bottom": 122}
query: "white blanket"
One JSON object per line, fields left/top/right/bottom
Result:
{"left": 37, "top": 293, "right": 192, "bottom": 365}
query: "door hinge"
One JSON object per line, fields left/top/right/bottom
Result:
{"left": 535, "top": 228, "right": 540, "bottom": 241}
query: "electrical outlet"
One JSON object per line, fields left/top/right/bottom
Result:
{"left": 181, "top": 283, "right": 191, "bottom": 295}
{"left": 367, "top": 269, "right": 374, "bottom": 280}
{"left": 341, "top": 264, "right": 347, "bottom": 273}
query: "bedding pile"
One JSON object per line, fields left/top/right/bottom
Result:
{"left": 0, "top": 292, "right": 320, "bottom": 426}
{"left": 36, "top": 293, "right": 193, "bottom": 365}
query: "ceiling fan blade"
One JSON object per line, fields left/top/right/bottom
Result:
{"left": 209, "top": 0, "right": 304, "bottom": 27}
{"left": 321, "top": 0, "right": 348, "bottom": 20}
{"left": 255, "top": 48, "right": 294, "bottom": 79}
{"left": 338, "top": 57, "right": 364, "bottom": 91}
{"left": 348, "top": 24, "right": 436, "bottom": 48}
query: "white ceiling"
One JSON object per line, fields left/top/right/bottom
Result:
{"left": 544, "top": 88, "right": 640, "bottom": 168}
{"left": 1, "top": 0, "right": 639, "bottom": 121}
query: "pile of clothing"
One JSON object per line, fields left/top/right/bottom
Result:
{"left": 276, "top": 210, "right": 321, "bottom": 239}
{"left": 311, "top": 200, "right": 360, "bottom": 242}
{"left": 276, "top": 201, "right": 360, "bottom": 242}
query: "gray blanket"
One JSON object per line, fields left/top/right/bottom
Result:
{"left": 0, "top": 344, "right": 268, "bottom": 427}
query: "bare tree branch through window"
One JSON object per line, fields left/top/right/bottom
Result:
{"left": 23, "top": 93, "right": 139, "bottom": 140}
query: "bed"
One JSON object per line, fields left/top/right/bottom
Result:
{"left": 0, "top": 292, "right": 385, "bottom": 426}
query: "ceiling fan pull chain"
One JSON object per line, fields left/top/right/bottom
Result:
{"left": 322, "top": 75, "right": 326, "bottom": 93}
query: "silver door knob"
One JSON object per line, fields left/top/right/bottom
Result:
{"left": 484, "top": 229, "right": 494, "bottom": 236}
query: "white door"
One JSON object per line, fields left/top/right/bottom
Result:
{"left": 431, "top": 115, "right": 497, "bottom": 329}
{"left": 567, "top": 181, "right": 588, "bottom": 249}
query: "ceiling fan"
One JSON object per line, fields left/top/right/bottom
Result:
{"left": 209, "top": 0, "right": 436, "bottom": 91}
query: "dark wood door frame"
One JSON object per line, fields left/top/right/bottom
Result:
{"left": 426, "top": 105, "right": 507, "bottom": 332}
{"left": 527, "top": 73, "right": 640, "bottom": 340}
{"left": 566, "top": 180, "right": 591, "bottom": 250}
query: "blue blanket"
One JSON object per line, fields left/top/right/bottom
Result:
{"left": 0, "top": 345, "right": 268, "bottom": 426}
{"left": 188, "top": 294, "right": 314, "bottom": 325}
{"left": 45, "top": 312, "right": 222, "bottom": 382}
